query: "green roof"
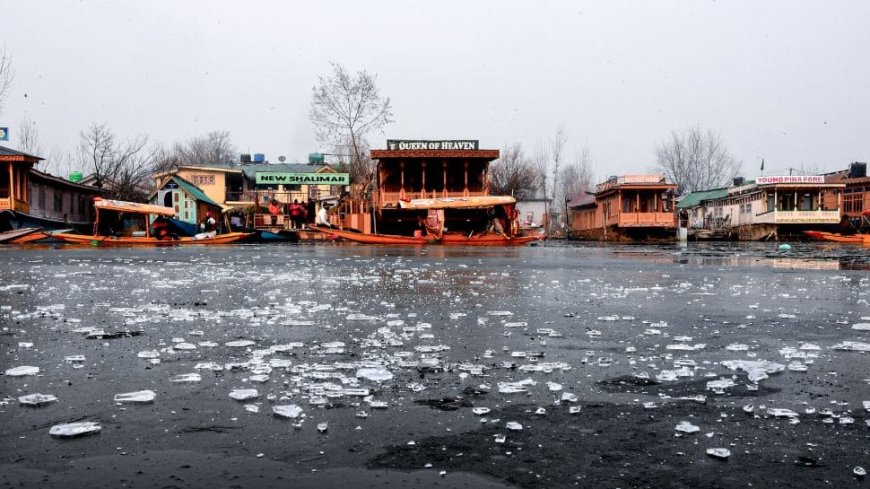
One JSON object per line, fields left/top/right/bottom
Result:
{"left": 676, "top": 188, "right": 729, "bottom": 209}
{"left": 172, "top": 176, "right": 221, "bottom": 207}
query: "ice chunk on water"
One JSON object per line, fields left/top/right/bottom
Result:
{"left": 19, "top": 393, "right": 58, "bottom": 406}
{"left": 472, "top": 407, "right": 491, "bottom": 415}
{"left": 114, "top": 390, "right": 156, "bottom": 403}
{"left": 506, "top": 421, "right": 523, "bottom": 431}
{"left": 137, "top": 351, "right": 159, "bottom": 359}
{"left": 720, "top": 360, "right": 785, "bottom": 383}
{"left": 65, "top": 355, "right": 86, "bottom": 363}
{"left": 317, "top": 422, "right": 328, "bottom": 433}
{"left": 5, "top": 366, "right": 39, "bottom": 376}
{"left": 273, "top": 405, "right": 304, "bottom": 419}
{"left": 706, "top": 448, "right": 731, "bottom": 459}
{"left": 863, "top": 401, "right": 870, "bottom": 411}
{"left": 831, "top": 341, "right": 870, "bottom": 352}
{"left": 226, "top": 340, "right": 256, "bottom": 348}
{"left": 851, "top": 323, "right": 870, "bottom": 331}
{"left": 170, "top": 373, "right": 201, "bottom": 383}
{"left": 725, "top": 343, "right": 749, "bottom": 351}
{"left": 766, "top": 408, "right": 799, "bottom": 418}
{"left": 356, "top": 367, "right": 393, "bottom": 382}
{"left": 229, "top": 389, "right": 259, "bottom": 401}
{"left": 707, "top": 378, "right": 737, "bottom": 393}
{"left": 50, "top": 421, "right": 101, "bottom": 438}
{"left": 547, "top": 382, "right": 562, "bottom": 392}
{"left": 675, "top": 421, "right": 700, "bottom": 433}
{"left": 561, "top": 392, "right": 578, "bottom": 403}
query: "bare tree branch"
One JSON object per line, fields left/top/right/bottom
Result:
{"left": 489, "top": 143, "right": 541, "bottom": 200}
{"left": 0, "top": 44, "right": 12, "bottom": 116}
{"left": 310, "top": 63, "right": 392, "bottom": 193}
{"left": 17, "top": 116, "right": 41, "bottom": 156}
{"left": 79, "top": 122, "right": 155, "bottom": 201}
{"left": 654, "top": 126, "right": 742, "bottom": 195}
{"left": 152, "top": 130, "right": 238, "bottom": 174}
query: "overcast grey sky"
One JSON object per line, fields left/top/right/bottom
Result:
{"left": 3, "top": 0, "right": 869, "bottom": 179}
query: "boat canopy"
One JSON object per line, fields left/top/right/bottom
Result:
{"left": 94, "top": 198, "right": 176, "bottom": 217}
{"left": 397, "top": 195, "right": 516, "bottom": 210}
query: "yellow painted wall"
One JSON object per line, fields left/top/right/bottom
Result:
{"left": 173, "top": 169, "right": 229, "bottom": 204}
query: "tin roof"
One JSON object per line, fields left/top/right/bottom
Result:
{"left": 676, "top": 188, "right": 729, "bottom": 209}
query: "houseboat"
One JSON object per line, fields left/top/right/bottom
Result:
{"left": 1, "top": 146, "right": 100, "bottom": 234}
{"left": 316, "top": 139, "right": 544, "bottom": 246}
{"left": 567, "top": 174, "right": 677, "bottom": 241}
{"left": 679, "top": 176, "right": 845, "bottom": 240}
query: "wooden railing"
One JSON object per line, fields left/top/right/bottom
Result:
{"left": 379, "top": 189, "right": 487, "bottom": 208}
{"left": 754, "top": 209, "right": 840, "bottom": 224}
{"left": 617, "top": 212, "right": 676, "bottom": 227}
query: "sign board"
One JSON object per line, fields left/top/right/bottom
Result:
{"left": 255, "top": 172, "right": 349, "bottom": 185}
{"left": 757, "top": 176, "right": 824, "bottom": 185}
{"left": 0, "top": 127, "right": 8, "bottom": 141}
{"left": 386, "top": 139, "right": 479, "bottom": 151}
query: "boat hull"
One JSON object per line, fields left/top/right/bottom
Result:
{"left": 804, "top": 230, "right": 868, "bottom": 244}
{"left": 310, "top": 227, "right": 544, "bottom": 246}
{"left": 52, "top": 232, "right": 253, "bottom": 246}
{"left": 0, "top": 227, "right": 43, "bottom": 244}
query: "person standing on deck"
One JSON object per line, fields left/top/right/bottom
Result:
{"left": 315, "top": 205, "right": 332, "bottom": 228}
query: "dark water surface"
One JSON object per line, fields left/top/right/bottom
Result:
{"left": 1, "top": 241, "right": 868, "bottom": 488}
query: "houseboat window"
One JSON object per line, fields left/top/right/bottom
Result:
{"left": 163, "top": 193, "right": 172, "bottom": 207}
{"left": 0, "top": 171, "right": 8, "bottom": 198}
{"left": 779, "top": 192, "right": 795, "bottom": 211}
{"left": 53, "top": 193, "right": 62, "bottom": 212}
{"left": 192, "top": 175, "right": 215, "bottom": 186}
{"left": 284, "top": 184, "right": 301, "bottom": 191}
{"left": 767, "top": 193, "right": 775, "bottom": 212}
{"left": 843, "top": 190, "right": 863, "bottom": 213}
{"left": 800, "top": 193, "right": 813, "bottom": 211}
{"left": 39, "top": 188, "right": 46, "bottom": 210}
{"left": 174, "top": 192, "right": 180, "bottom": 203}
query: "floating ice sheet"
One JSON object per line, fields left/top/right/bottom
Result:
{"left": 5, "top": 366, "right": 40, "bottom": 376}
{"left": 19, "top": 393, "right": 58, "bottom": 406}
{"left": 114, "top": 390, "right": 156, "bottom": 403}
{"left": 49, "top": 421, "right": 101, "bottom": 438}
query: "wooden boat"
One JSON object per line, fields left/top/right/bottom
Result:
{"left": 52, "top": 198, "right": 253, "bottom": 246}
{"left": 52, "top": 231, "right": 251, "bottom": 246}
{"left": 803, "top": 230, "right": 868, "bottom": 244}
{"left": 311, "top": 226, "right": 545, "bottom": 246}
{"left": 0, "top": 227, "right": 43, "bottom": 244}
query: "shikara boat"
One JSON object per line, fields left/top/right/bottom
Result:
{"left": 803, "top": 230, "right": 868, "bottom": 244}
{"left": 311, "top": 226, "right": 545, "bottom": 246}
{"left": 0, "top": 227, "right": 43, "bottom": 244}
{"left": 52, "top": 198, "right": 252, "bottom": 246}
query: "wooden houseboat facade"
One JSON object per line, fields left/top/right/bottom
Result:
{"left": 325, "top": 139, "right": 542, "bottom": 245}
{"left": 568, "top": 174, "right": 677, "bottom": 241}
{"left": 680, "top": 176, "right": 845, "bottom": 240}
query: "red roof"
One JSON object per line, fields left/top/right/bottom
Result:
{"left": 371, "top": 149, "right": 499, "bottom": 161}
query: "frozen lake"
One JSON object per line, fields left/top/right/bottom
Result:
{"left": 1, "top": 241, "right": 869, "bottom": 488}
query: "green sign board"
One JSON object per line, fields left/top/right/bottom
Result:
{"left": 255, "top": 172, "right": 350, "bottom": 185}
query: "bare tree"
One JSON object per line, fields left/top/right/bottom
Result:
{"left": 310, "top": 62, "right": 393, "bottom": 190}
{"left": 555, "top": 146, "right": 595, "bottom": 206}
{"left": 489, "top": 143, "right": 541, "bottom": 200}
{"left": 330, "top": 136, "right": 374, "bottom": 197}
{"left": 549, "top": 125, "right": 567, "bottom": 200}
{"left": 654, "top": 126, "right": 742, "bottom": 195}
{"left": 152, "top": 130, "right": 237, "bottom": 173}
{"left": 80, "top": 122, "right": 156, "bottom": 201}
{"left": 0, "top": 44, "right": 12, "bottom": 116}
{"left": 17, "top": 116, "right": 41, "bottom": 156}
